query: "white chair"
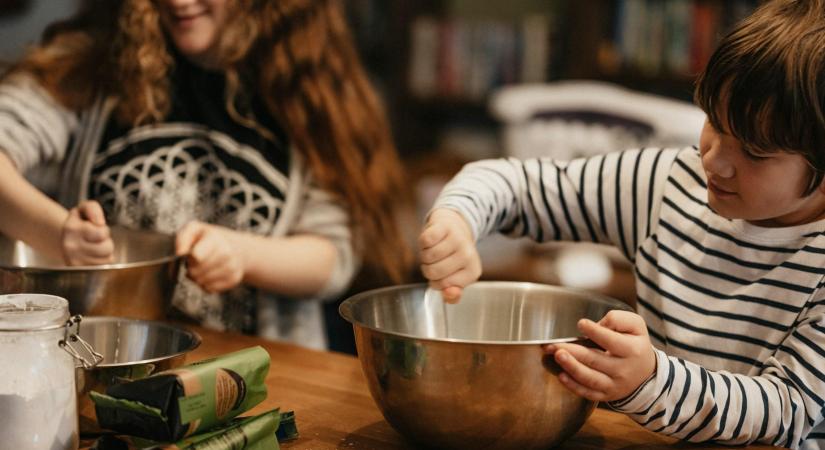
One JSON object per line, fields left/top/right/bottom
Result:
{"left": 482, "top": 80, "right": 705, "bottom": 292}
{"left": 490, "top": 80, "right": 705, "bottom": 160}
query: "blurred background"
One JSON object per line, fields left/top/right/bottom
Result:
{"left": 0, "top": 0, "right": 757, "bottom": 353}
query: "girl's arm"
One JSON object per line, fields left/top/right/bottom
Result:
{"left": 176, "top": 181, "right": 357, "bottom": 299}
{"left": 0, "top": 74, "right": 113, "bottom": 264}
{"left": 0, "top": 152, "right": 68, "bottom": 260}
{"left": 176, "top": 224, "right": 338, "bottom": 297}
{"left": 0, "top": 153, "right": 114, "bottom": 264}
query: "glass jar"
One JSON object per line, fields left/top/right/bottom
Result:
{"left": 0, "top": 294, "right": 100, "bottom": 450}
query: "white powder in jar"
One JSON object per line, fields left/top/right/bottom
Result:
{"left": 0, "top": 295, "right": 79, "bottom": 450}
{"left": 0, "top": 387, "right": 77, "bottom": 449}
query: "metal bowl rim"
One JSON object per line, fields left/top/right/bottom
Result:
{"left": 0, "top": 226, "right": 180, "bottom": 271}
{"left": 79, "top": 316, "right": 202, "bottom": 368}
{"left": 338, "top": 281, "right": 634, "bottom": 346}
{"left": 0, "top": 254, "right": 182, "bottom": 272}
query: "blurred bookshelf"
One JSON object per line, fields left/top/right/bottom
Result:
{"left": 345, "top": 0, "right": 758, "bottom": 157}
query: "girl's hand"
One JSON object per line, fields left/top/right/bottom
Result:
{"left": 176, "top": 221, "right": 246, "bottom": 293}
{"left": 61, "top": 200, "right": 114, "bottom": 265}
{"left": 543, "top": 310, "right": 656, "bottom": 402}
{"left": 417, "top": 208, "right": 481, "bottom": 303}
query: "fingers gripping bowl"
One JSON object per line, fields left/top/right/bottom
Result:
{"left": 0, "top": 226, "right": 182, "bottom": 320}
{"left": 339, "top": 281, "right": 634, "bottom": 450}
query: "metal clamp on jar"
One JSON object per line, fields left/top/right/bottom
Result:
{"left": 0, "top": 294, "right": 102, "bottom": 450}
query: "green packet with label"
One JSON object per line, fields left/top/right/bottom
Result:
{"left": 90, "top": 346, "right": 270, "bottom": 442}
{"left": 90, "top": 408, "right": 298, "bottom": 450}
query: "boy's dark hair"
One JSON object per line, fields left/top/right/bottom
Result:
{"left": 694, "top": 0, "right": 825, "bottom": 195}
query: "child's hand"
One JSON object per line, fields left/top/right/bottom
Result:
{"left": 61, "top": 200, "right": 115, "bottom": 265}
{"left": 418, "top": 208, "right": 481, "bottom": 303}
{"left": 543, "top": 310, "right": 656, "bottom": 402}
{"left": 176, "top": 221, "right": 245, "bottom": 293}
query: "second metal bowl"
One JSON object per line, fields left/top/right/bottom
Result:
{"left": 74, "top": 316, "right": 201, "bottom": 433}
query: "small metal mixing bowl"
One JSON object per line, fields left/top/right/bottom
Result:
{"left": 0, "top": 226, "right": 181, "bottom": 320}
{"left": 74, "top": 316, "right": 201, "bottom": 433}
{"left": 340, "top": 281, "right": 634, "bottom": 450}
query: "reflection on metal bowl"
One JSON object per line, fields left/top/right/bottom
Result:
{"left": 75, "top": 316, "right": 201, "bottom": 433}
{"left": 0, "top": 226, "right": 181, "bottom": 320}
{"left": 339, "top": 281, "right": 634, "bottom": 450}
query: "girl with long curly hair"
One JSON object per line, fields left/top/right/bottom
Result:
{"left": 0, "top": 0, "right": 412, "bottom": 348}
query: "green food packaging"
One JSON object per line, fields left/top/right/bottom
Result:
{"left": 91, "top": 346, "right": 270, "bottom": 442}
{"left": 90, "top": 408, "right": 298, "bottom": 450}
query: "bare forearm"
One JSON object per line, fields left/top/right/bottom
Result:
{"left": 0, "top": 152, "right": 68, "bottom": 259}
{"left": 230, "top": 230, "right": 338, "bottom": 298}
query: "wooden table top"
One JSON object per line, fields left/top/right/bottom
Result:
{"left": 171, "top": 325, "right": 774, "bottom": 450}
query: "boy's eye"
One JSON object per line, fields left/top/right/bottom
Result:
{"left": 745, "top": 152, "right": 768, "bottom": 161}
{"left": 742, "top": 145, "right": 770, "bottom": 161}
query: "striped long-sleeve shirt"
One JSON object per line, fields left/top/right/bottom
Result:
{"left": 433, "top": 147, "right": 825, "bottom": 449}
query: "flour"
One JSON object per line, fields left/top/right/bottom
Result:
{"left": 0, "top": 294, "right": 78, "bottom": 450}
{"left": 0, "top": 333, "right": 78, "bottom": 449}
{"left": 0, "top": 387, "right": 77, "bottom": 449}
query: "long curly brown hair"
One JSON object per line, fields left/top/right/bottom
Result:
{"left": 11, "top": 0, "right": 413, "bottom": 283}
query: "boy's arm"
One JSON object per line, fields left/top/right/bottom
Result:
{"left": 609, "top": 300, "right": 825, "bottom": 448}
{"left": 433, "top": 148, "right": 680, "bottom": 259}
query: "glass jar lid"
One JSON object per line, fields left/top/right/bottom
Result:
{"left": 0, "top": 294, "right": 69, "bottom": 331}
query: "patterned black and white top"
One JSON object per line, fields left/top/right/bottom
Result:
{"left": 89, "top": 58, "right": 293, "bottom": 334}
{"left": 434, "top": 148, "right": 825, "bottom": 449}
{"left": 0, "top": 68, "right": 357, "bottom": 349}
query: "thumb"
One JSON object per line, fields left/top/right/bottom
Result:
{"left": 78, "top": 201, "right": 107, "bottom": 226}
{"left": 442, "top": 285, "right": 463, "bottom": 304}
{"left": 176, "top": 222, "right": 206, "bottom": 257}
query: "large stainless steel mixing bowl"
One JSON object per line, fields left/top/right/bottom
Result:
{"left": 339, "top": 281, "right": 634, "bottom": 450}
{"left": 74, "top": 316, "right": 202, "bottom": 433}
{"left": 0, "top": 227, "right": 181, "bottom": 320}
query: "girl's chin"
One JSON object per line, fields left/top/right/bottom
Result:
{"left": 173, "top": 38, "right": 211, "bottom": 53}
{"left": 174, "top": 42, "right": 216, "bottom": 59}
{"left": 169, "top": 29, "right": 216, "bottom": 54}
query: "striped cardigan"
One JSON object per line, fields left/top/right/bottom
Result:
{"left": 434, "top": 147, "right": 825, "bottom": 449}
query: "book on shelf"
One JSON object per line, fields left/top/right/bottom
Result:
{"left": 409, "top": 17, "right": 440, "bottom": 98}
{"left": 610, "top": 0, "right": 756, "bottom": 78}
{"left": 407, "top": 14, "right": 555, "bottom": 102}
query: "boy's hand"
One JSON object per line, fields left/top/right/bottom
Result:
{"left": 176, "top": 221, "right": 246, "bottom": 293}
{"left": 61, "top": 200, "right": 115, "bottom": 266}
{"left": 543, "top": 310, "right": 656, "bottom": 402}
{"left": 418, "top": 208, "right": 481, "bottom": 303}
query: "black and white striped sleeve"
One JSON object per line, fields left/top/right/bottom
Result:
{"left": 432, "top": 148, "right": 680, "bottom": 259}
{"left": 610, "top": 294, "right": 825, "bottom": 448}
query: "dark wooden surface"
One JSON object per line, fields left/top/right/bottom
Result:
{"left": 163, "top": 325, "right": 774, "bottom": 450}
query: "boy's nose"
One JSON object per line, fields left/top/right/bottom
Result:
{"left": 701, "top": 144, "right": 735, "bottom": 179}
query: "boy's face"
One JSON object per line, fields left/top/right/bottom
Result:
{"left": 157, "top": 0, "right": 230, "bottom": 69}
{"left": 699, "top": 118, "right": 825, "bottom": 227}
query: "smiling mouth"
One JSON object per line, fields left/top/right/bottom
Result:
{"left": 172, "top": 11, "right": 206, "bottom": 22}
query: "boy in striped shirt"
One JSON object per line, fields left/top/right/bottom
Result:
{"left": 418, "top": 1, "right": 825, "bottom": 448}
